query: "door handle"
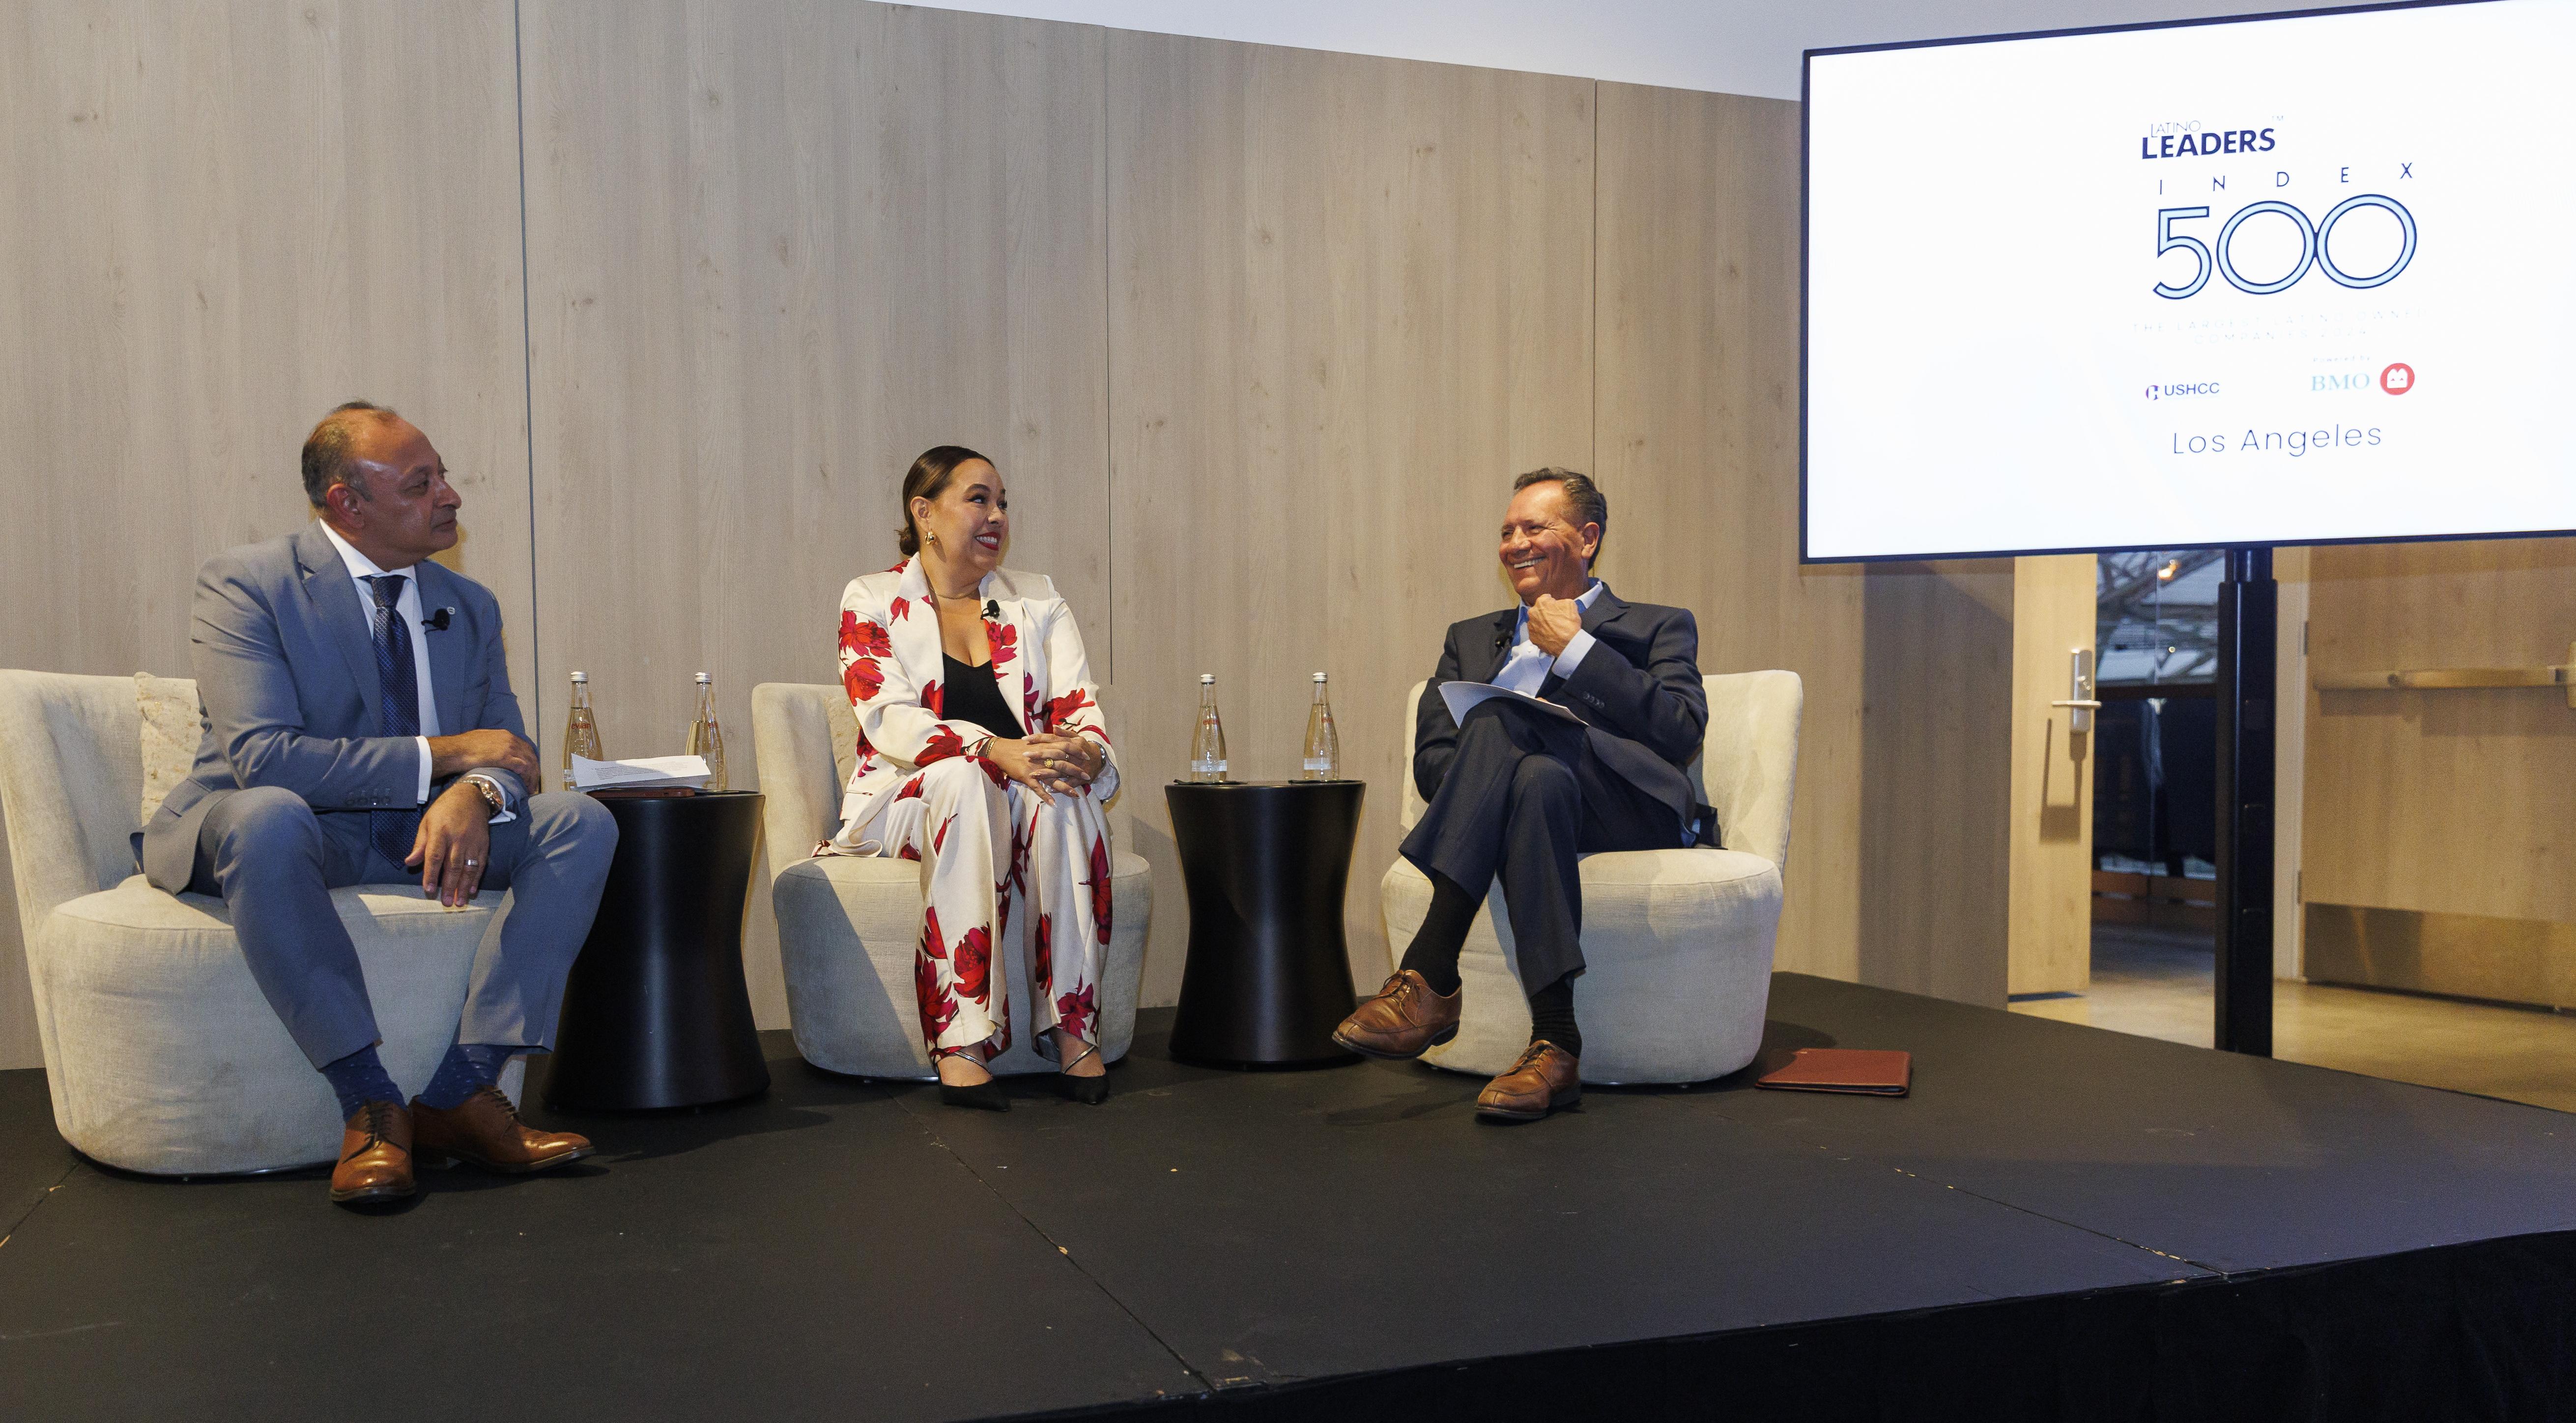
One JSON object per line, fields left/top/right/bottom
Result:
{"left": 2051, "top": 647, "right": 2098, "bottom": 732}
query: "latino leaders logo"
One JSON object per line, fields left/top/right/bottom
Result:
{"left": 2381, "top": 362, "right": 2415, "bottom": 395}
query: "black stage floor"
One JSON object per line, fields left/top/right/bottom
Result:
{"left": 6, "top": 974, "right": 2576, "bottom": 1422}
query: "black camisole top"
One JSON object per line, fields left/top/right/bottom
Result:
{"left": 940, "top": 653, "right": 1024, "bottom": 740}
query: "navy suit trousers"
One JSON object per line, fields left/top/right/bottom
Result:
{"left": 1398, "top": 699, "right": 1682, "bottom": 989}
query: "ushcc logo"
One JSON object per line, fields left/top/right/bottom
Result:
{"left": 2381, "top": 362, "right": 2415, "bottom": 395}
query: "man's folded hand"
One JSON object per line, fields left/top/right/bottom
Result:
{"left": 429, "top": 728, "right": 541, "bottom": 785}
{"left": 1527, "top": 595, "right": 1582, "bottom": 658}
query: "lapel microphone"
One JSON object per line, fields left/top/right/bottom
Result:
{"left": 425, "top": 608, "right": 454, "bottom": 633}
{"left": 984, "top": 599, "right": 1002, "bottom": 620}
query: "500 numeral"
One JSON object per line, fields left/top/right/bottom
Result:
{"left": 2153, "top": 195, "right": 2417, "bottom": 299}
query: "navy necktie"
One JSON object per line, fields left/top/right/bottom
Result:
{"left": 367, "top": 574, "right": 421, "bottom": 867}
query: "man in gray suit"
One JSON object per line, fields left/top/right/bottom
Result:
{"left": 143, "top": 401, "right": 616, "bottom": 1208}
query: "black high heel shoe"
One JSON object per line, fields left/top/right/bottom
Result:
{"left": 935, "top": 1053, "right": 1008, "bottom": 1112}
{"left": 1057, "top": 1043, "right": 1110, "bottom": 1105}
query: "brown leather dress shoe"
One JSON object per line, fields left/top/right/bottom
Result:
{"left": 1332, "top": 970, "right": 1463, "bottom": 1060}
{"left": 1476, "top": 1041, "right": 1581, "bottom": 1122}
{"left": 330, "top": 1100, "right": 416, "bottom": 1206}
{"left": 411, "top": 1087, "right": 594, "bottom": 1174}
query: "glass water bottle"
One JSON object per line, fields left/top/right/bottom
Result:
{"left": 1189, "top": 674, "right": 1229, "bottom": 783}
{"left": 1301, "top": 673, "right": 1338, "bottom": 781}
{"left": 687, "top": 671, "right": 728, "bottom": 793}
{"left": 561, "top": 671, "right": 604, "bottom": 789}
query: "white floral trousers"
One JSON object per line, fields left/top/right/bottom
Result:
{"left": 858, "top": 756, "right": 1113, "bottom": 1063}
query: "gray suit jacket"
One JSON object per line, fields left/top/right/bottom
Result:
{"left": 141, "top": 521, "right": 531, "bottom": 891}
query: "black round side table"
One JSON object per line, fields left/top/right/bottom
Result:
{"left": 545, "top": 790, "right": 771, "bottom": 1110}
{"left": 1165, "top": 780, "right": 1366, "bottom": 1069}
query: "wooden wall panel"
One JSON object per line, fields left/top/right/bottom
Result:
{"left": 0, "top": 0, "right": 532, "bottom": 1067}
{"left": 1592, "top": 82, "right": 1866, "bottom": 983}
{"left": 1860, "top": 562, "right": 2015, "bottom": 1006}
{"left": 2304, "top": 537, "right": 2576, "bottom": 925}
{"left": 2005, "top": 554, "right": 2097, "bottom": 996}
{"left": 520, "top": 0, "right": 1111, "bottom": 1024}
{"left": 1106, "top": 33, "right": 1597, "bottom": 1005}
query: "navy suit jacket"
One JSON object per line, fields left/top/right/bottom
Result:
{"left": 140, "top": 521, "right": 530, "bottom": 891}
{"left": 1411, "top": 586, "right": 1711, "bottom": 837}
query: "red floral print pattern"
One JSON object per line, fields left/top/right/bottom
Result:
{"left": 932, "top": 813, "right": 953, "bottom": 855}
{"left": 916, "top": 907, "right": 958, "bottom": 1041}
{"left": 844, "top": 657, "right": 884, "bottom": 704}
{"left": 953, "top": 925, "right": 993, "bottom": 1002}
{"left": 1032, "top": 913, "right": 1055, "bottom": 995}
{"left": 984, "top": 621, "right": 1018, "bottom": 667}
{"left": 922, "top": 679, "right": 943, "bottom": 716}
{"left": 1088, "top": 832, "right": 1114, "bottom": 944}
{"left": 1055, "top": 984, "right": 1097, "bottom": 1044}
{"left": 1043, "top": 687, "right": 1096, "bottom": 734}
{"left": 843, "top": 616, "right": 891, "bottom": 659}
{"left": 888, "top": 596, "right": 912, "bottom": 621}
{"left": 919, "top": 725, "right": 967, "bottom": 765}
{"left": 894, "top": 775, "right": 926, "bottom": 802}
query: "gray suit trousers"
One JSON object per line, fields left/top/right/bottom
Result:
{"left": 187, "top": 787, "right": 618, "bottom": 1068}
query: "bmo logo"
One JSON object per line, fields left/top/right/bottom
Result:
{"left": 2381, "top": 362, "right": 2415, "bottom": 395}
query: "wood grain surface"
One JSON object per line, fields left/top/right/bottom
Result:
{"left": 0, "top": 0, "right": 531, "bottom": 1065}
{"left": 1593, "top": 82, "right": 1868, "bottom": 981}
{"left": 518, "top": 0, "right": 1111, "bottom": 1021}
{"left": 2304, "top": 537, "right": 2576, "bottom": 928}
{"left": 2006, "top": 555, "right": 2098, "bottom": 997}
{"left": 1105, "top": 30, "right": 1597, "bottom": 1006}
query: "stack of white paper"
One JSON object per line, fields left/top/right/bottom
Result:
{"left": 570, "top": 753, "right": 711, "bottom": 792}
{"left": 1438, "top": 682, "right": 1583, "bottom": 727}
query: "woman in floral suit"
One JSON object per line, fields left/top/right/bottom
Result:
{"left": 826, "top": 446, "right": 1120, "bottom": 1109}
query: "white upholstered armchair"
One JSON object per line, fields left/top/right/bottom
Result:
{"left": 1379, "top": 671, "right": 1802, "bottom": 1084}
{"left": 749, "top": 683, "right": 1150, "bottom": 1079}
{"left": 0, "top": 670, "right": 521, "bottom": 1174}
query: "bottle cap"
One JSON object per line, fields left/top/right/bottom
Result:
{"left": 1314, "top": 672, "right": 1328, "bottom": 683}
{"left": 571, "top": 671, "right": 589, "bottom": 683}
{"left": 695, "top": 672, "right": 712, "bottom": 683}
{"left": 1200, "top": 673, "right": 1216, "bottom": 684}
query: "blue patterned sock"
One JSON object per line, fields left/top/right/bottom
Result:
{"left": 418, "top": 1042, "right": 517, "bottom": 1110}
{"left": 318, "top": 1045, "right": 402, "bottom": 1120}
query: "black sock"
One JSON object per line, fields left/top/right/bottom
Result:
{"left": 1527, "top": 973, "right": 1582, "bottom": 1057}
{"left": 1397, "top": 871, "right": 1479, "bottom": 995}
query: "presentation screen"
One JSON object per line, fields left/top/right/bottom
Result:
{"left": 1802, "top": 0, "right": 2576, "bottom": 561}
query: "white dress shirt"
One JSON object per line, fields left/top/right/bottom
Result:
{"left": 318, "top": 522, "right": 438, "bottom": 805}
{"left": 317, "top": 523, "right": 516, "bottom": 825}
{"left": 1490, "top": 578, "right": 1605, "bottom": 696}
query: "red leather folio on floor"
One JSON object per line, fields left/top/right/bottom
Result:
{"left": 1754, "top": 1048, "right": 1912, "bottom": 1096}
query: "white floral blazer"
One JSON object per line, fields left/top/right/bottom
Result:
{"left": 829, "top": 557, "right": 1119, "bottom": 850}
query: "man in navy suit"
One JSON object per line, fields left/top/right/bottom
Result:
{"left": 142, "top": 402, "right": 615, "bottom": 1207}
{"left": 1333, "top": 469, "right": 1711, "bottom": 1122}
